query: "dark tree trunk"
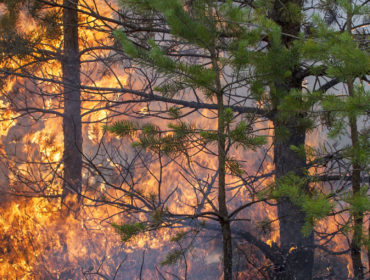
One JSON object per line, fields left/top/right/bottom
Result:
{"left": 61, "top": 0, "right": 82, "bottom": 206}
{"left": 345, "top": 4, "right": 364, "bottom": 275}
{"left": 269, "top": 1, "right": 314, "bottom": 278}
{"left": 348, "top": 80, "right": 364, "bottom": 280}
{"left": 221, "top": 221, "right": 233, "bottom": 280}
{"left": 272, "top": 118, "right": 314, "bottom": 280}
{"left": 214, "top": 54, "right": 233, "bottom": 280}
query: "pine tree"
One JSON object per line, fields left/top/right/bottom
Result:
{"left": 61, "top": 0, "right": 82, "bottom": 209}
{"left": 109, "top": 1, "right": 369, "bottom": 279}
{"left": 110, "top": 2, "right": 267, "bottom": 278}
{"left": 309, "top": 1, "right": 370, "bottom": 277}
{"left": 0, "top": 0, "right": 83, "bottom": 209}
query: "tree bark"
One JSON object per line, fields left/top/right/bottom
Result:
{"left": 62, "top": 0, "right": 82, "bottom": 207}
{"left": 268, "top": 1, "right": 314, "bottom": 278}
{"left": 345, "top": 4, "right": 364, "bottom": 276}
{"left": 218, "top": 91, "right": 233, "bottom": 280}
{"left": 215, "top": 57, "right": 233, "bottom": 280}
{"left": 273, "top": 118, "right": 314, "bottom": 280}
{"left": 348, "top": 79, "right": 364, "bottom": 280}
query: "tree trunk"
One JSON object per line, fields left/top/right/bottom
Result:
{"left": 216, "top": 67, "right": 232, "bottom": 280}
{"left": 218, "top": 101, "right": 233, "bottom": 280}
{"left": 345, "top": 4, "right": 364, "bottom": 276}
{"left": 348, "top": 79, "right": 364, "bottom": 280}
{"left": 269, "top": 1, "right": 314, "bottom": 278}
{"left": 62, "top": 0, "right": 82, "bottom": 207}
{"left": 273, "top": 118, "right": 314, "bottom": 280}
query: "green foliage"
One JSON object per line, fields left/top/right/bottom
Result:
{"left": 170, "top": 231, "right": 188, "bottom": 242}
{"left": 346, "top": 186, "right": 370, "bottom": 216}
{"left": 254, "top": 0, "right": 274, "bottom": 11}
{"left": 104, "top": 120, "right": 139, "bottom": 136}
{"left": 168, "top": 122, "right": 193, "bottom": 138}
{"left": 301, "top": 194, "right": 333, "bottom": 236}
{"left": 349, "top": 134, "right": 370, "bottom": 167}
{"left": 161, "top": 249, "right": 183, "bottom": 266}
{"left": 274, "top": 126, "right": 291, "bottom": 142}
{"left": 326, "top": 117, "right": 345, "bottom": 139}
{"left": 140, "top": 123, "right": 158, "bottom": 136}
{"left": 113, "top": 30, "right": 140, "bottom": 57}
{"left": 147, "top": 39, "right": 177, "bottom": 73}
{"left": 115, "top": 30, "right": 216, "bottom": 90}
{"left": 179, "top": 64, "right": 216, "bottom": 89}
{"left": 290, "top": 144, "right": 306, "bottom": 159}
{"left": 219, "top": 0, "right": 252, "bottom": 26}
{"left": 159, "top": 136, "right": 187, "bottom": 155}
{"left": 230, "top": 121, "right": 266, "bottom": 150}
{"left": 250, "top": 80, "right": 265, "bottom": 101}
{"left": 285, "top": 2, "right": 303, "bottom": 24}
{"left": 111, "top": 0, "right": 366, "bottom": 254}
{"left": 274, "top": 89, "right": 319, "bottom": 134}
{"left": 199, "top": 130, "right": 218, "bottom": 144}
{"left": 226, "top": 158, "right": 244, "bottom": 176}
{"left": 112, "top": 222, "right": 147, "bottom": 242}
{"left": 271, "top": 173, "right": 333, "bottom": 236}
{"left": 223, "top": 107, "right": 234, "bottom": 124}
{"left": 250, "top": 25, "right": 306, "bottom": 112}
{"left": 154, "top": 82, "right": 186, "bottom": 98}
{"left": 322, "top": 83, "right": 370, "bottom": 167}
{"left": 115, "top": 0, "right": 218, "bottom": 86}
{"left": 278, "top": 89, "right": 321, "bottom": 119}
{"left": 128, "top": 0, "right": 213, "bottom": 48}
{"left": 323, "top": 84, "right": 370, "bottom": 123}
{"left": 168, "top": 106, "right": 181, "bottom": 119}
{"left": 0, "top": 0, "right": 62, "bottom": 65}
{"left": 105, "top": 119, "right": 195, "bottom": 155}
{"left": 302, "top": 22, "right": 369, "bottom": 80}
{"left": 271, "top": 173, "right": 306, "bottom": 205}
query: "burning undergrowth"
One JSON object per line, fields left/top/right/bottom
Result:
{"left": 0, "top": 196, "right": 231, "bottom": 279}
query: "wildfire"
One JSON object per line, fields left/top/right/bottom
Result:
{"left": 0, "top": 0, "right": 367, "bottom": 279}
{"left": 0, "top": 99, "right": 18, "bottom": 137}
